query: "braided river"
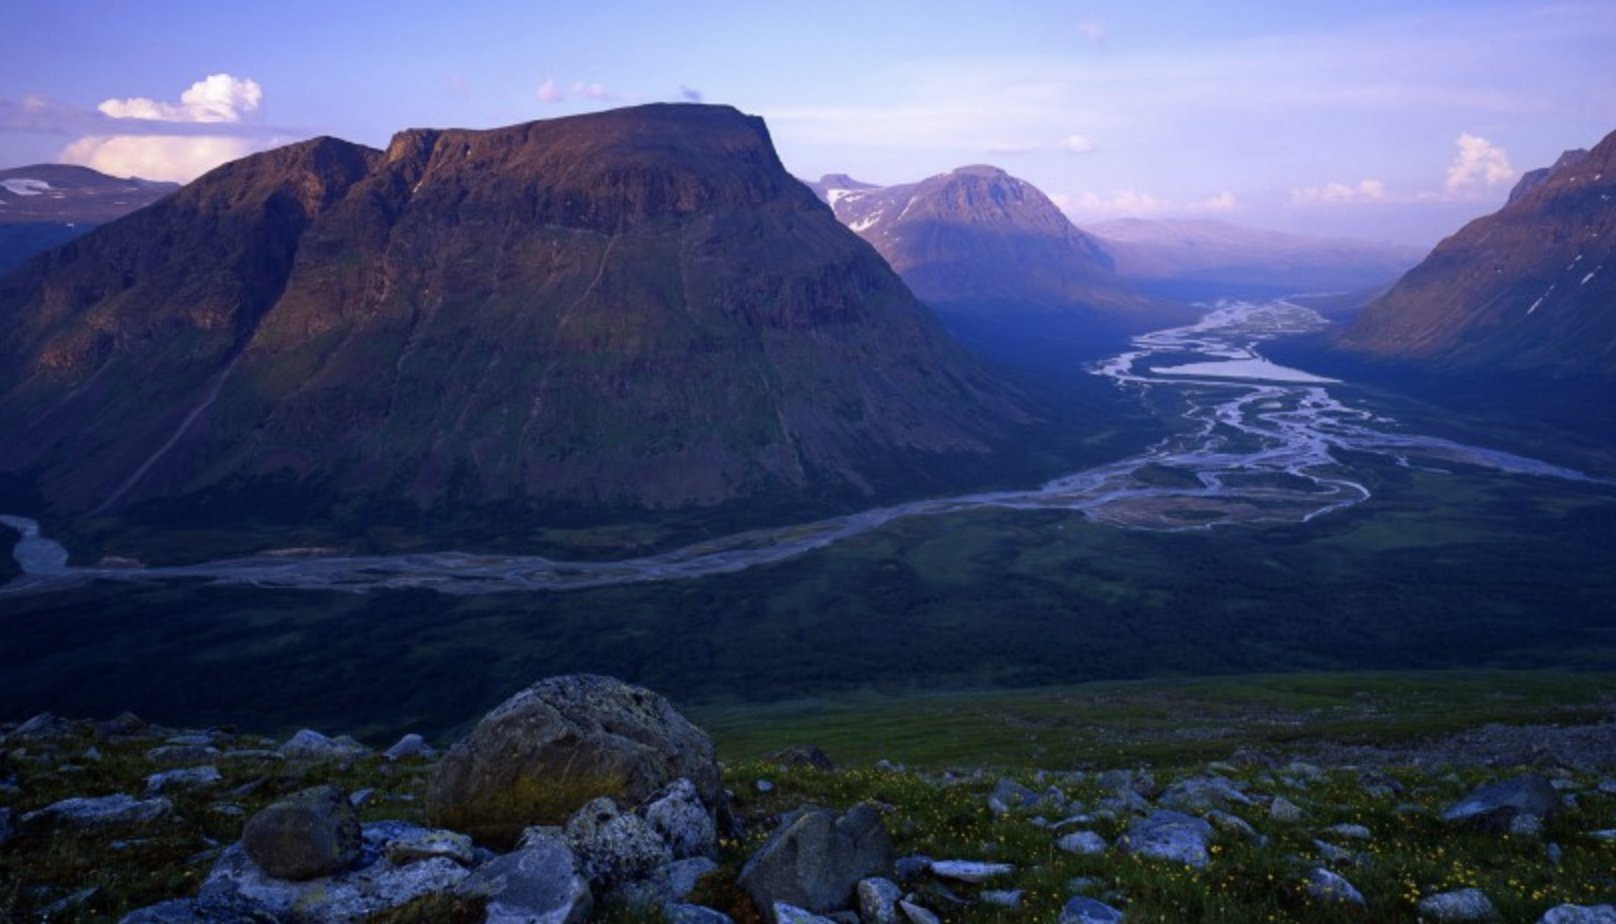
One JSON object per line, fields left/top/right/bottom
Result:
{"left": 4, "top": 300, "right": 1606, "bottom": 595}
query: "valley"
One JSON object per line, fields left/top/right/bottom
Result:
{"left": 5, "top": 299, "right": 1606, "bottom": 595}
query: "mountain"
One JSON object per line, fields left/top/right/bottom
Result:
{"left": 0, "top": 104, "right": 1016, "bottom": 536}
{"left": 808, "top": 167, "right": 1186, "bottom": 334}
{"left": 0, "top": 164, "right": 177, "bottom": 274}
{"left": 1335, "top": 129, "right": 1616, "bottom": 378}
{"left": 1090, "top": 218, "right": 1423, "bottom": 303}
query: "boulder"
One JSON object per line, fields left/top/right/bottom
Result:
{"left": 458, "top": 831, "right": 593, "bottom": 924}
{"left": 981, "top": 890, "right": 1022, "bottom": 908}
{"left": 565, "top": 796, "right": 672, "bottom": 887}
{"left": 146, "top": 766, "right": 222, "bottom": 794}
{"left": 1056, "top": 831, "right": 1108, "bottom": 855}
{"left": 1060, "top": 896, "right": 1126, "bottom": 924}
{"left": 1269, "top": 796, "right": 1305, "bottom": 822}
{"left": 1442, "top": 775, "right": 1560, "bottom": 830}
{"left": 738, "top": 803, "right": 893, "bottom": 919}
{"left": 428, "top": 674, "right": 720, "bottom": 848}
{"left": 25, "top": 793, "right": 173, "bottom": 829}
{"left": 612, "top": 856, "right": 720, "bottom": 910}
{"left": 1159, "top": 775, "right": 1253, "bottom": 812}
{"left": 898, "top": 899, "right": 941, "bottom": 924}
{"left": 192, "top": 823, "right": 472, "bottom": 921}
{"left": 640, "top": 777, "right": 717, "bottom": 859}
{"left": 382, "top": 825, "right": 476, "bottom": 867}
{"left": 857, "top": 877, "right": 902, "bottom": 924}
{"left": 1304, "top": 868, "right": 1365, "bottom": 907}
{"left": 1206, "top": 809, "right": 1265, "bottom": 845}
{"left": 278, "top": 729, "right": 369, "bottom": 761}
{"left": 1120, "top": 810, "right": 1214, "bottom": 867}
{"left": 383, "top": 732, "right": 436, "bottom": 761}
{"left": 666, "top": 905, "right": 736, "bottom": 924}
{"left": 773, "top": 904, "right": 839, "bottom": 924}
{"left": 241, "top": 785, "right": 361, "bottom": 881}
{"left": 1540, "top": 906, "right": 1616, "bottom": 924}
{"left": 1418, "top": 888, "right": 1499, "bottom": 921}
{"left": 766, "top": 745, "right": 836, "bottom": 771}
{"left": 928, "top": 860, "right": 1014, "bottom": 883}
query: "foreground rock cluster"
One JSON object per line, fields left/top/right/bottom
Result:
{"left": 1, "top": 675, "right": 1614, "bottom": 922}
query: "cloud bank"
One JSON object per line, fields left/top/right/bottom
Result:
{"left": 54, "top": 74, "right": 276, "bottom": 182}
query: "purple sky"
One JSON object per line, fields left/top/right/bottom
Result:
{"left": 3, "top": 0, "right": 1613, "bottom": 246}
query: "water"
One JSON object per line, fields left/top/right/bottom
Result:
{"left": 3, "top": 299, "right": 1604, "bottom": 595}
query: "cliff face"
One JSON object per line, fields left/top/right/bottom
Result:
{"left": 0, "top": 105, "right": 1012, "bottom": 522}
{"left": 1335, "top": 129, "right": 1616, "bottom": 378}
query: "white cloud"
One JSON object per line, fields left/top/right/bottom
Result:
{"left": 98, "top": 74, "right": 262, "bottom": 124}
{"left": 679, "top": 86, "right": 703, "bottom": 103}
{"left": 1060, "top": 134, "right": 1097, "bottom": 154}
{"left": 536, "top": 77, "right": 563, "bottom": 103}
{"left": 1198, "top": 191, "right": 1240, "bottom": 211}
{"left": 1289, "top": 179, "right": 1390, "bottom": 206}
{"left": 572, "top": 82, "right": 613, "bottom": 101}
{"left": 1064, "top": 189, "right": 1241, "bottom": 218}
{"left": 1076, "top": 20, "right": 1107, "bottom": 44}
{"left": 55, "top": 74, "right": 273, "bottom": 182}
{"left": 1444, "top": 131, "right": 1514, "bottom": 193}
{"left": 60, "top": 134, "right": 257, "bottom": 182}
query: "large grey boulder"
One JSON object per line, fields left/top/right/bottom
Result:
{"left": 857, "top": 877, "right": 902, "bottom": 924}
{"left": 1159, "top": 775, "right": 1253, "bottom": 812}
{"left": 1119, "top": 811, "right": 1214, "bottom": 868}
{"left": 428, "top": 674, "right": 720, "bottom": 848}
{"left": 458, "top": 830, "right": 593, "bottom": 924}
{"left": 241, "top": 785, "right": 361, "bottom": 881}
{"left": 1305, "top": 868, "right": 1365, "bottom": 907}
{"left": 1443, "top": 775, "right": 1560, "bottom": 830}
{"left": 738, "top": 803, "right": 893, "bottom": 920}
{"left": 278, "top": 729, "right": 369, "bottom": 761}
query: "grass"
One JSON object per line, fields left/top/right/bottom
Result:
{"left": 1, "top": 670, "right": 1613, "bottom": 922}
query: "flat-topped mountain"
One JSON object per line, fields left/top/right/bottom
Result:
{"left": 0, "top": 105, "right": 1014, "bottom": 533}
{"left": 0, "top": 164, "right": 177, "bottom": 274}
{"left": 809, "top": 167, "right": 1187, "bottom": 334}
{"left": 1335, "top": 128, "right": 1616, "bottom": 378}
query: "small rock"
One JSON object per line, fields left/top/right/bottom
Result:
{"left": 1547, "top": 841, "right": 1564, "bottom": 865}
{"left": 1324, "top": 823, "right": 1371, "bottom": 841}
{"left": 565, "top": 796, "right": 672, "bottom": 887}
{"left": 893, "top": 855, "right": 932, "bottom": 881}
{"left": 1269, "top": 796, "right": 1305, "bottom": 822}
{"left": 981, "top": 889, "right": 1022, "bottom": 908}
{"left": 1066, "top": 876, "right": 1105, "bottom": 894}
{"left": 640, "top": 777, "right": 717, "bottom": 860}
{"left": 857, "top": 877, "right": 902, "bottom": 924}
{"left": 146, "top": 766, "right": 221, "bottom": 794}
{"left": 928, "top": 859, "right": 1014, "bottom": 883}
{"left": 459, "top": 831, "right": 593, "bottom": 924}
{"left": 1206, "top": 809, "right": 1265, "bottom": 845}
{"left": 1160, "top": 775, "right": 1253, "bottom": 812}
{"left": 1539, "top": 906, "right": 1616, "bottom": 924}
{"left": 349, "top": 788, "right": 376, "bottom": 808}
{"left": 666, "top": 905, "right": 735, "bottom": 924}
{"left": 757, "top": 779, "right": 775, "bottom": 793}
{"left": 765, "top": 745, "right": 836, "bottom": 771}
{"left": 278, "top": 729, "right": 368, "bottom": 761}
{"left": 384, "top": 827, "right": 476, "bottom": 867}
{"left": 1304, "top": 867, "right": 1365, "bottom": 907}
{"left": 145, "top": 745, "right": 221, "bottom": 765}
{"left": 241, "top": 785, "right": 361, "bottom": 881}
{"left": 1443, "top": 775, "right": 1560, "bottom": 830}
{"left": 1057, "top": 831, "right": 1108, "bottom": 855}
{"left": 1060, "top": 895, "right": 1126, "bottom": 924}
{"left": 1121, "top": 810, "right": 1214, "bottom": 868}
{"left": 1312, "top": 840, "right": 1353, "bottom": 863}
{"left": 383, "top": 732, "right": 435, "bottom": 761}
{"left": 773, "top": 903, "right": 839, "bottom": 923}
{"left": 898, "top": 899, "right": 941, "bottom": 924}
{"left": 1419, "top": 888, "right": 1499, "bottom": 921}
{"left": 25, "top": 793, "right": 172, "bottom": 829}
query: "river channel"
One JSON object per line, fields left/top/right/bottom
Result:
{"left": 2, "top": 300, "right": 1605, "bottom": 595}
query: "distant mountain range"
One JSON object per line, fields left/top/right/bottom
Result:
{"left": 1089, "top": 218, "right": 1423, "bottom": 302}
{"left": 0, "top": 164, "right": 177, "bottom": 274}
{"left": 806, "top": 166, "right": 1188, "bottom": 335}
{"left": 1336, "top": 128, "right": 1616, "bottom": 378}
{"left": 0, "top": 105, "right": 1019, "bottom": 533}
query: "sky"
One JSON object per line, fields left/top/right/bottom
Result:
{"left": 2, "top": 0, "right": 1613, "bottom": 247}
